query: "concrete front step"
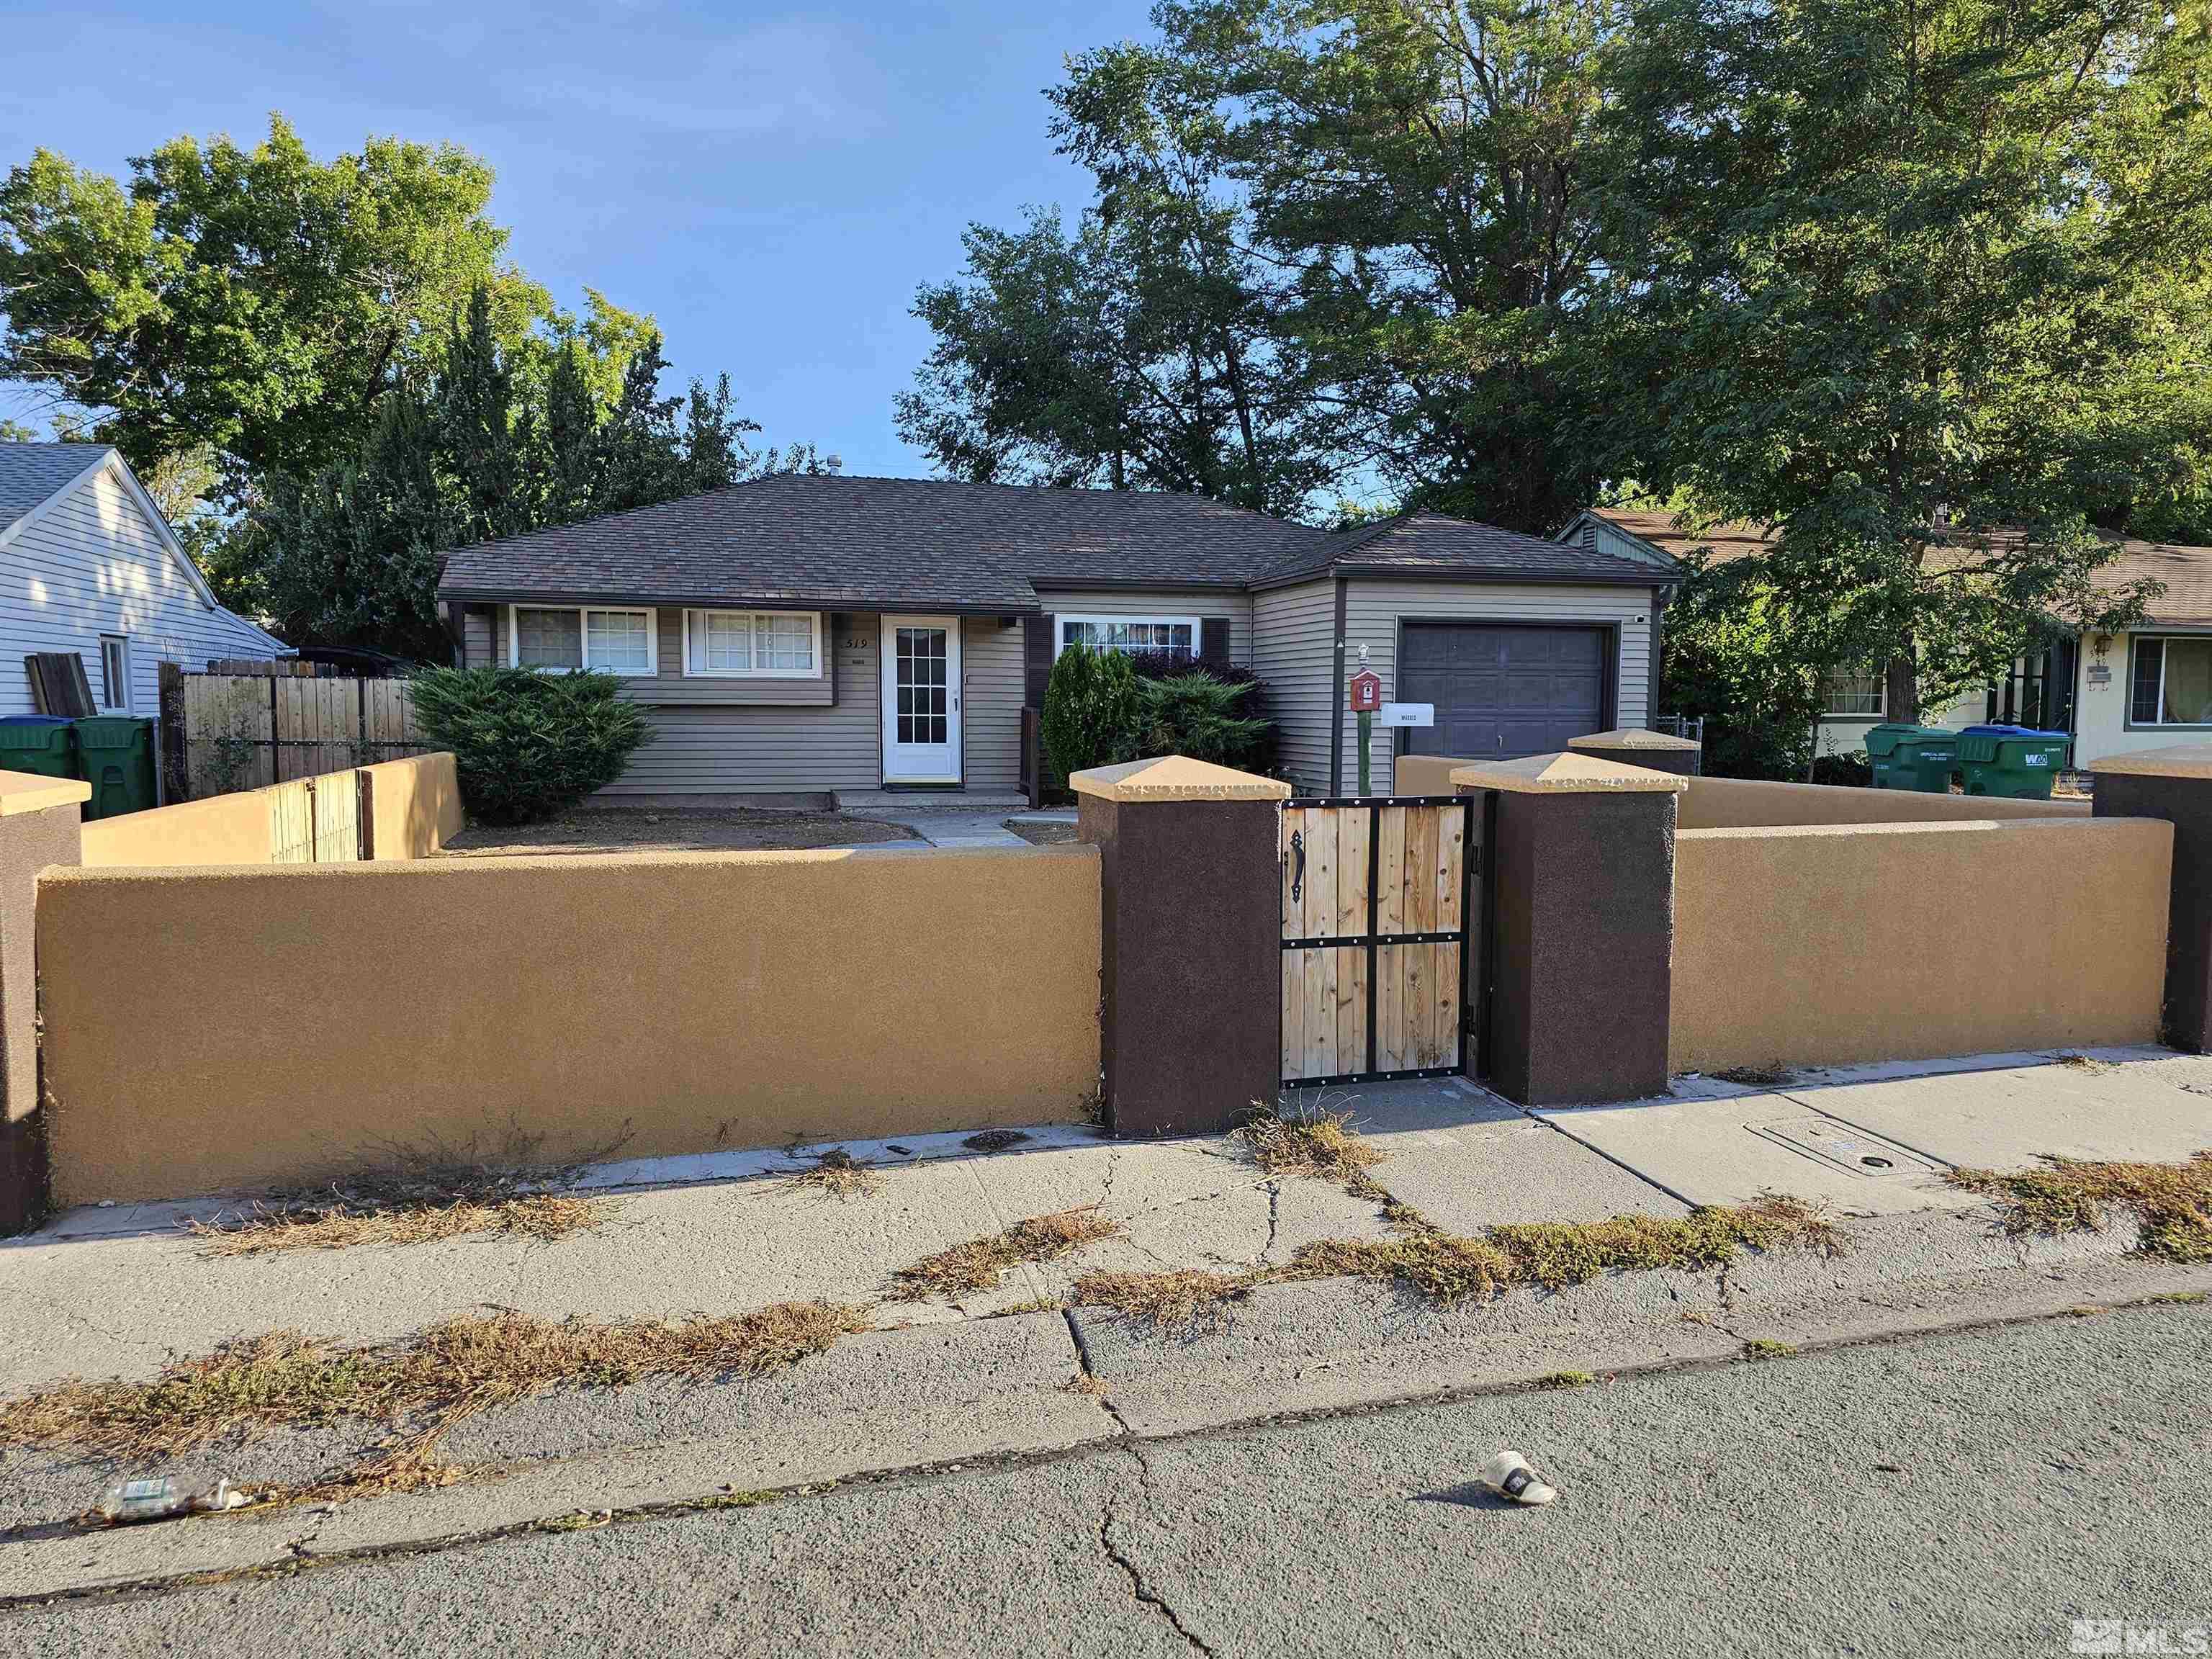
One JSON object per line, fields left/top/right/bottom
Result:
{"left": 834, "top": 790, "right": 1032, "bottom": 811}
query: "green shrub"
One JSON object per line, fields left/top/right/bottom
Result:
{"left": 409, "top": 665, "right": 649, "bottom": 825}
{"left": 1138, "top": 673, "right": 1272, "bottom": 770}
{"left": 1041, "top": 646, "right": 1143, "bottom": 781}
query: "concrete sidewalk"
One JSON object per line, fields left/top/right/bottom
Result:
{"left": 4, "top": 1045, "right": 2210, "bottom": 1601}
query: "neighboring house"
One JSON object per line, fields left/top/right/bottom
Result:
{"left": 436, "top": 475, "right": 1681, "bottom": 800}
{"left": 0, "top": 442, "right": 287, "bottom": 723}
{"left": 1568, "top": 505, "right": 2212, "bottom": 768}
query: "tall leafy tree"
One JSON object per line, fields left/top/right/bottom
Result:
{"left": 0, "top": 116, "right": 539, "bottom": 499}
{"left": 1597, "top": 0, "right": 2207, "bottom": 717}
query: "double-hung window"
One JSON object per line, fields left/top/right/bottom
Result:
{"left": 1056, "top": 614, "right": 1201, "bottom": 657}
{"left": 682, "top": 611, "right": 822, "bottom": 678}
{"left": 2131, "top": 635, "right": 2212, "bottom": 727}
{"left": 1819, "top": 669, "right": 1884, "bottom": 717}
{"left": 508, "top": 606, "right": 657, "bottom": 675}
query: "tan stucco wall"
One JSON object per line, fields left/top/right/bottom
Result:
{"left": 78, "top": 752, "right": 461, "bottom": 867}
{"left": 1671, "top": 817, "right": 2170, "bottom": 1074}
{"left": 1677, "top": 775, "right": 2087, "bottom": 829}
{"left": 1390, "top": 755, "right": 1468, "bottom": 797}
{"left": 38, "top": 844, "right": 1102, "bottom": 1203}
{"left": 362, "top": 753, "right": 462, "bottom": 858}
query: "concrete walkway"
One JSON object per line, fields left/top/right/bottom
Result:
{"left": 840, "top": 806, "right": 1076, "bottom": 849}
{"left": 6, "top": 1045, "right": 2212, "bottom": 1599}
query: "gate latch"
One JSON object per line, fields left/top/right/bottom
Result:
{"left": 1289, "top": 830, "right": 1305, "bottom": 904}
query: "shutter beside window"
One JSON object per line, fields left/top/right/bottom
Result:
{"left": 1199, "top": 617, "right": 1230, "bottom": 667}
{"left": 1025, "top": 613, "right": 1054, "bottom": 709}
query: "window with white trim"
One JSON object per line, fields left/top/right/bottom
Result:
{"left": 2132, "top": 635, "right": 2212, "bottom": 726}
{"left": 1819, "top": 669, "right": 1884, "bottom": 717}
{"left": 1056, "top": 614, "right": 1201, "bottom": 657}
{"left": 682, "top": 610, "right": 822, "bottom": 678}
{"left": 508, "top": 606, "right": 656, "bottom": 675}
{"left": 98, "top": 634, "right": 132, "bottom": 712}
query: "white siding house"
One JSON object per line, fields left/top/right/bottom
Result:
{"left": 0, "top": 444, "right": 286, "bottom": 722}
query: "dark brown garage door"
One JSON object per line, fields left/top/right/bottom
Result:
{"left": 1398, "top": 624, "right": 1610, "bottom": 762}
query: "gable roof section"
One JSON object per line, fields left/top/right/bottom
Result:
{"left": 438, "top": 474, "right": 1334, "bottom": 611}
{"left": 0, "top": 442, "right": 110, "bottom": 539}
{"left": 1255, "top": 510, "right": 1675, "bottom": 589}
{"left": 1589, "top": 506, "right": 2212, "bottom": 627}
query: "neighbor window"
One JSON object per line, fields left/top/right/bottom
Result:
{"left": 508, "top": 606, "right": 656, "bottom": 675}
{"left": 98, "top": 634, "right": 131, "bottom": 712}
{"left": 1820, "top": 670, "right": 1884, "bottom": 717}
{"left": 1056, "top": 614, "right": 1200, "bottom": 657}
{"left": 2132, "top": 635, "right": 2212, "bottom": 726}
{"left": 682, "top": 610, "right": 821, "bottom": 678}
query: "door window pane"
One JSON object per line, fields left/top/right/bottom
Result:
{"left": 516, "top": 608, "right": 582, "bottom": 670}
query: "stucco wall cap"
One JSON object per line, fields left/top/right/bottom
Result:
{"left": 2089, "top": 745, "right": 2212, "bottom": 781}
{"left": 1449, "top": 752, "right": 1689, "bottom": 795}
{"left": 1069, "top": 755, "right": 1292, "bottom": 802}
{"left": 1568, "top": 728, "right": 1703, "bottom": 752}
{"left": 0, "top": 770, "right": 90, "bottom": 817}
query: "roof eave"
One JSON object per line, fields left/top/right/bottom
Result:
{"left": 438, "top": 585, "right": 1041, "bottom": 616}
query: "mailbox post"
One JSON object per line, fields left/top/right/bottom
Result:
{"left": 1348, "top": 665, "right": 1383, "bottom": 795}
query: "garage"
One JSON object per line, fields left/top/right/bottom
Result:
{"left": 1398, "top": 623, "right": 1612, "bottom": 763}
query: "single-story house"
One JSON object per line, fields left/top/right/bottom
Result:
{"left": 436, "top": 475, "right": 1683, "bottom": 801}
{"left": 1565, "top": 505, "right": 2212, "bottom": 768}
{"left": 0, "top": 442, "right": 287, "bottom": 722}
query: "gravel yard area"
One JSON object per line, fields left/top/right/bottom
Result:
{"left": 443, "top": 809, "right": 918, "bottom": 857}
{"left": 1004, "top": 819, "right": 1078, "bottom": 846}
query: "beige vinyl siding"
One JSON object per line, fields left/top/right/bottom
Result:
{"left": 1251, "top": 578, "right": 1337, "bottom": 793}
{"left": 962, "top": 616, "right": 1026, "bottom": 792}
{"left": 1033, "top": 588, "right": 1252, "bottom": 666}
{"left": 598, "top": 613, "right": 884, "bottom": 796}
{"left": 2, "top": 462, "right": 282, "bottom": 719}
{"left": 1341, "top": 580, "right": 1657, "bottom": 796}
{"left": 462, "top": 606, "right": 493, "bottom": 669}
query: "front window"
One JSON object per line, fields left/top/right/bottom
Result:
{"left": 1056, "top": 614, "right": 1200, "bottom": 657}
{"left": 2132, "top": 636, "right": 2212, "bottom": 725}
{"left": 510, "top": 606, "right": 655, "bottom": 675}
{"left": 1820, "top": 669, "right": 1884, "bottom": 717}
{"left": 683, "top": 610, "right": 821, "bottom": 677}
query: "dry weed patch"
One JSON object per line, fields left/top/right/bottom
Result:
{"left": 889, "top": 1208, "right": 1122, "bottom": 1301}
{"left": 778, "top": 1148, "right": 885, "bottom": 1202}
{"left": 184, "top": 1128, "right": 626, "bottom": 1258}
{"left": 1946, "top": 1151, "right": 2212, "bottom": 1262}
{"left": 1235, "top": 1102, "right": 1386, "bottom": 1194}
{"left": 0, "top": 1303, "right": 872, "bottom": 1493}
{"left": 1069, "top": 1268, "right": 1256, "bottom": 1331}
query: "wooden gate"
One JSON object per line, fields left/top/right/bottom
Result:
{"left": 1280, "top": 795, "right": 1479, "bottom": 1088}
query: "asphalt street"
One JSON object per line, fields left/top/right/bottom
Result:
{"left": 6, "top": 1298, "right": 2208, "bottom": 1658}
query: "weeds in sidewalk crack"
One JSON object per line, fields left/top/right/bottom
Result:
{"left": 1234, "top": 1099, "right": 1385, "bottom": 1194}
{"left": 0, "top": 1303, "right": 873, "bottom": 1508}
{"left": 1946, "top": 1151, "right": 2212, "bottom": 1262}
{"left": 1071, "top": 1269, "right": 1257, "bottom": 1331}
{"left": 889, "top": 1208, "right": 1122, "bottom": 1302}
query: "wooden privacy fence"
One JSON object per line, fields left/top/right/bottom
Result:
{"left": 159, "top": 664, "right": 426, "bottom": 801}
{"left": 1280, "top": 795, "right": 1475, "bottom": 1088}
{"left": 267, "top": 770, "right": 372, "bottom": 864}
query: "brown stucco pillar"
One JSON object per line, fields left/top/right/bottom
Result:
{"left": 1074, "top": 756, "right": 1290, "bottom": 1137}
{"left": 1454, "top": 755, "right": 1685, "bottom": 1105}
{"left": 2092, "top": 747, "right": 2212, "bottom": 1051}
{"left": 0, "top": 773, "right": 88, "bottom": 1234}
{"left": 1568, "top": 728, "right": 1704, "bottom": 778}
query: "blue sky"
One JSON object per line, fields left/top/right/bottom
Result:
{"left": 0, "top": 0, "right": 1158, "bottom": 475}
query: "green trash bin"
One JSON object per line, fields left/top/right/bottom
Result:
{"left": 1865, "top": 723, "right": 1960, "bottom": 792}
{"left": 0, "top": 715, "right": 80, "bottom": 781}
{"left": 71, "top": 716, "right": 156, "bottom": 819}
{"left": 1958, "top": 724, "right": 2070, "bottom": 799}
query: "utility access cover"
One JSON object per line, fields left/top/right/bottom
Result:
{"left": 1748, "top": 1119, "right": 1945, "bottom": 1179}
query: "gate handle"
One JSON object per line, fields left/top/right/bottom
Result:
{"left": 1290, "top": 830, "right": 1305, "bottom": 904}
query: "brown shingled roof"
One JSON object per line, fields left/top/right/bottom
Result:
{"left": 1592, "top": 508, "right": 2212, "bottom": 626}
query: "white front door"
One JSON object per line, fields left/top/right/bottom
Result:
{"left": 881, "top": 616, "right": 962, "bottom": 783}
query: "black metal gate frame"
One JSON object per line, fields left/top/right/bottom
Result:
{"left": 1280, "top": 793, "right": 1480, "bottom": 1089}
